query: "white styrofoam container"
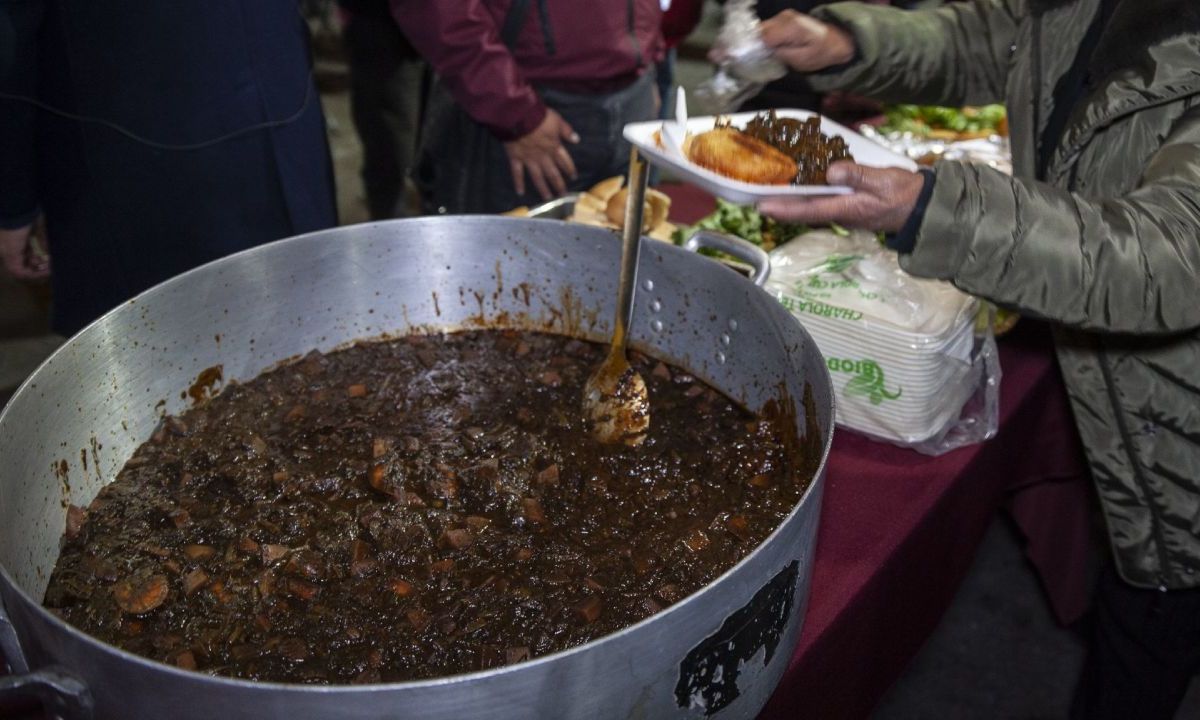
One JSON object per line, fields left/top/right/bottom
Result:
{"left": 767, "top": 233, "right": 981, "bottom": 445}
{"left": 622, "top": 109, "right": 917, "bottom": 204}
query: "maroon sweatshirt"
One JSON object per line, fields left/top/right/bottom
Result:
{"left": 391, "top": 0, "right": 663, "bottom": 140}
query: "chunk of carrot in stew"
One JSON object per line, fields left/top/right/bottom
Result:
{"left": 521, "top": 498, "right": 546, "bottom": 525}
{"left": 682, "top": 529, "right": 710, "bottom": 553}
{"left": 748, "top": 474, "right": 772, "bottom": 489}
{"left": 536, "top": 464, "right": 560, "bottom": 486}
{"left": 181, "top": 544, "right": 215, "bottom": 561}
{"left": 439, "top": 528, "right": 475, "bottom": 550}
{"left": 113, "top": 573, "right": 169, "bottom": 615}
{"left": 183, "top": 568, "right": 210, "bottom": 596}
{"left": 207, "top": 580, "right": 235, "bottom": 605}
{"left": 389, "top": 579, "right": 415, "bottom": 597}
{"left": 725, "top": 514, "right": 751, "bottom": 540}
{"left": 406, "top": 608, "right": 431, "bottom": 633}
{"left": 429, "top": 558, "right": 455, "bottom": 574}
{"left": 175, "top": 650, "right": 197, "bottom": 670}
{"left": 573, "top": 597, "right": 603, "bottom": 624}
{"left": 260, "top": 544, "right": 289, "bottom": 566}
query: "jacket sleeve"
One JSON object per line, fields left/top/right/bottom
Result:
{"left": 906, "top": 106, "right": 1200, "bottom": 335}
{"left": 0, "top": 0, "right": 43, "bottom": 228}
{"left": 805, "top": 0, "right": 1019, "bottom": 107}
{"left": 390, "top": 0, "right": 546, "bottom": 141}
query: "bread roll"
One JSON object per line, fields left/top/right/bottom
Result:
{"left": 605, "top": 187, "right": 671, "bottom": 231}
{"left": 588, "top": 176, "right": 625, "bottom": 202}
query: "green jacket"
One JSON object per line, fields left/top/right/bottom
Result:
{"left": 809, "top": 0, "right": 1200, "bottom": 589}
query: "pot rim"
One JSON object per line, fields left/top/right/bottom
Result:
{"left": 0, "top": 216, "right": 835, "bottom": 691}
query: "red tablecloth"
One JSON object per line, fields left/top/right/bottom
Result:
{"left": 661, "top": 183, "right": 1093, "bottom": 720}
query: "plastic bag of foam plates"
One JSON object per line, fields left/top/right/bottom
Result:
{"left": 766, "top": 229, "right": 1001, "bottom": 455}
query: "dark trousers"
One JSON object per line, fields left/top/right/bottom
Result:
{"left": 1071, "top": 564, "right": 1200, "bottom": 719}
{"left": 343, "top": 12, "right": 423, "bottom": 219}
{"left": 415, "top": 71, "right": 657, "bottom": 215}
{"left": 656, "top": 48, "right": 676, "bottom": 120}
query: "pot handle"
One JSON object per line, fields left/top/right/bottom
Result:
{"left": 682, "top": 230, "right": 771, "bottom": 287}
{"left": 0, "top": 597, "right": 27, "bottom": 674}
{"left": 0, "top": 601, "right": 93, "bottom": 719}
{"left": 0, "top": 667, "right": 94, "bottom": 720}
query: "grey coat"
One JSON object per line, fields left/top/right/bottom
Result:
{"left": 810, "top": 0, "right": 1200, "bottom": 588}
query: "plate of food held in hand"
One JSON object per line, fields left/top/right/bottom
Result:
{"left": 623, "top": 109, "right": 917, "bottom": 204}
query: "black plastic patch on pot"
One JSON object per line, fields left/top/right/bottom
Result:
{"left": 674, "top": 560, "right": 799, "bottom": 715}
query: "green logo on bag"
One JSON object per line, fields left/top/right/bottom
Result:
{"left": 827, "top": 357, "right": 902, "bottom": 405}
{"left": 792, "top": 254, "right": 880, "bottom": 302}
{"left": 813, "top": 254, "right": 863, "bottom": 275}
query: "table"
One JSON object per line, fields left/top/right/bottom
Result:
{"left": 661, "top": 183, "right": 1093, "bottom": 719}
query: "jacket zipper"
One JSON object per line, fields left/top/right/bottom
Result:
{"left": 1097, "top": 347, "right": 1172, "bottom": 588}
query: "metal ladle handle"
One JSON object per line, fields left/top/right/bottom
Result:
{"left": 611, "top": 147, "right": 649, "bottom": 355}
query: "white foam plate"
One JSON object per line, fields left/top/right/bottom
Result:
{"left": 623, "top": 109, "right": 918, "bottom": 204}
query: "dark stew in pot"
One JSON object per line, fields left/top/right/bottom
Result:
{"left": 44, "top": 330, "right": 806, "bottom": 683}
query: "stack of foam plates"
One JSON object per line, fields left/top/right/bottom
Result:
{"left": 767, "top": 230, "right": 980, "bottom": 445}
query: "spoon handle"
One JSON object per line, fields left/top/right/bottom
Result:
{"left": 613, "top": 147, "right": 649, "bottom": 355}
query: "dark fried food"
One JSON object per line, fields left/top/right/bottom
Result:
{"left": 741, "top": 112, "right": 854, "bottom": 184}
{"left": 687, "top": 128, "right": 798, "bottom": 185}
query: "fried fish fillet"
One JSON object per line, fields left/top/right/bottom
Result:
{"left": 686, "top": 128, "right": 798, "bottom": 185}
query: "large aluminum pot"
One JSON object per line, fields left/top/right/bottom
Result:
{"left": 0, "top": 217, "right": 833, "bottom": 720}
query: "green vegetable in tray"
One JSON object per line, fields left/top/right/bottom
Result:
{"left": 672, "top": 199, "right": 808, "bottom": 252}
{"left": 880, "top": 104, "right": 1007, "bottom": 138}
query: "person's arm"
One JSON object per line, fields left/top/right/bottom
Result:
{"left": 762, "top": 0, "right": 1020, "bottom": 108}
{"left": 906, "top": 107, "right": 1200, "bottom": 334}
{"left": 390, "top": 0, "right": 578, "bottom": 200}
{"left": 390, "top": 0, "right": 545, "bottom": 141}
{"left": 0, "top": 0, "right": 50, "bottom": 279}
{"left": 762, "top": 106, "right": 1200, "bottom": 335}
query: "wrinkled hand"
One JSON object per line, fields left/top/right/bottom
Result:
{"left": 0, "top": 222, "right": 50, "bottom": 280}
{"left": 758, "top": 9, "right": 856, "bottom": 72}
{"left": 758, "top": 162, "right": 925, "bottom": 233}
{"left": 503, "top": 109, "right": 580, "bottom": 201}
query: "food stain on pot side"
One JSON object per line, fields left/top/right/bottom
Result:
{"left": 90, "top": 436, "right": 103, "bottom": 480}
{"left": 515, "top": 282, "right": 533, "bottom": 307}
{"left": 761, "top": 382, "right": 823, "bottom": 488}
{"left": 542, "top": 286, "right": 596, "bottom": 337}
{"left": 492, "top": 260, "right": 504, "bottom": 303}
{"left": 186, "top": 365, "right": 224, "bottom": 405}
{"left": 53, "top": 458, "right": 70, "bottom": 508}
